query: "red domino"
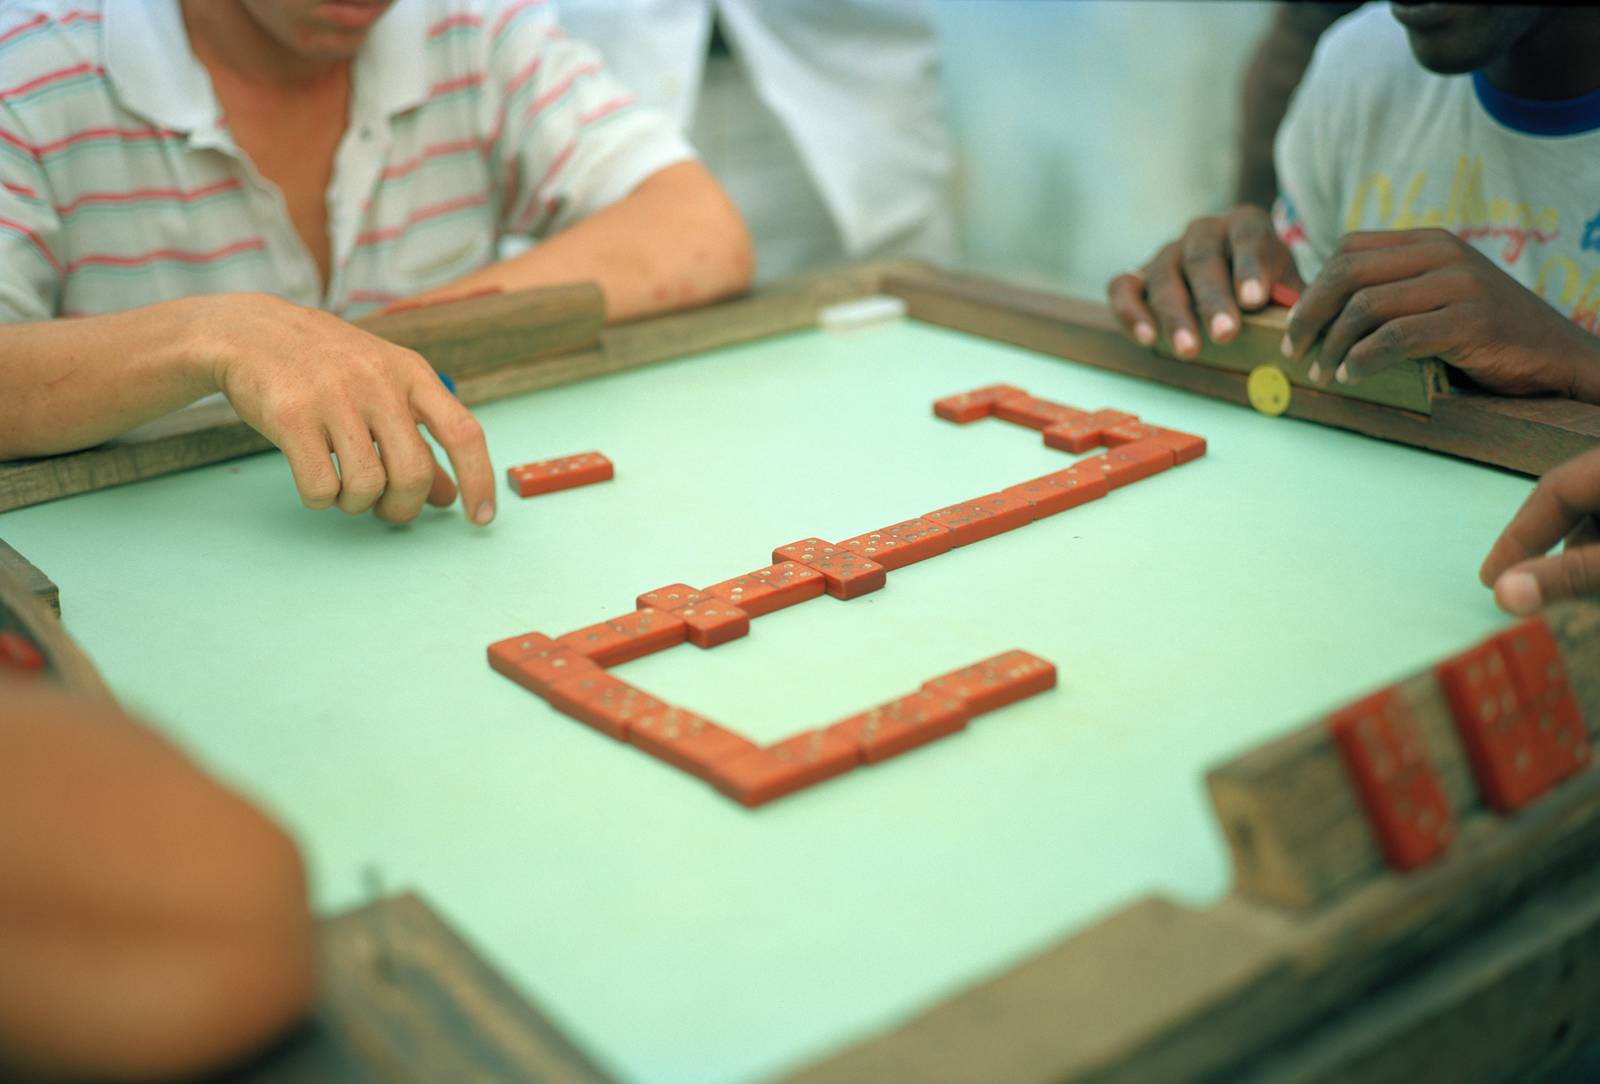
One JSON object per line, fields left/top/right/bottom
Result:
{"left": 933, "top": 384, "right": 1029, "bottom": 424}
{"left": 1073, "top": 440, "right": 1175, "bottom": 489}
{"left": 1326, "top": 687, "right": 1455, "bottom": 871}
{"left": 1436, "top": 620, "right": 1592, "bottom": 812}
{"left": 487, "top": 631, "right": 601, "bottom": 694}
{"left": 558, "top": 610, "right": 686, "bottom": 667}
{"left": 1042, "top": 410, "right": 1139, "bottom": 453}
{"left": 1101, "top": 421, "right": 1164, "bottom": 447}
{"left": 1498, "top": 618, "right": 1582, "bottom": 711}
{"left": 840, "top": 519, "right": 953, "bottom": 571}
{"left": 544, "top": 671, "right": 668, "bottom": 740}
{"left": 705, "top": 561, "right": 825, "bottom": 617}
{"left": 1104, "top": 440, "right": 1176, "bottom": 486}
{"left": 924, "top": 501, "right": 999, "bottom": 546}
{"left": 1003, "top": 466, "right": 1109, "bottom": 519}
{"left": 606, "top": 609, "right": 688, "bottom": 659}
{"left": 506, "top": 452, "right": 613, "bottom": 498}
{"left": 838, "top": 529, "right": 913, "bottom": 569}
{"left": 1148, "top": 427, "right": 1207, "bottom": 464}
{"left": 1270, "top": 282, "right": 1301, "bottom": 308}
{"left": 772, "top": 539, "right": 886, "bottom": 599}
{"left": 710, "top": 729, "right": 861, "bottom": 808}
{"left": 0, "top": 630, "right": 45, "bottom": 674}
{"left": 994, "top": 396, "right": 1088, "bottom": 431}
{"left": 635, "top": 583, "right": 752, "bottom": 645}
{"left": 637, "top": 584, "right": 708, "bottom": 612}
{"left": 922, "top": 650, "right": 1057, "bottom": 717}
{"left": 772, "top": 538, "right": 833, "bottom": 565}
{"left": 1039, "top": 464, "right": 1112, "bottom": 504}
{"left": 962, "top": 492, "right": 1034, "bottom": 537}
{"left": 1496, "top": 619, "right": 1591, "bottom": 785}
{"left": 1435, "top": 640, "right": 1549, "bottom": 812}
{"left": 827, "top": 690, "right": 969, "bottom": 764}
{"left": 672, "top": 598, "right": 750, "bottom": 648}
{"left": 924, "top": 493, "right": 1032, "bottom": 546}
{"left": 628, "top": 706, "right": 761, "bottom": 779}
{"left": 884, "top": 519, "right": 954, "bottom": 564}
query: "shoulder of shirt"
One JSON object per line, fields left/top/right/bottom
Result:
{"left": 0, "top": 0, "right": 110, "bottom": 137}
{"left": 0, "top": 0, "right": 107, "bottom": 64}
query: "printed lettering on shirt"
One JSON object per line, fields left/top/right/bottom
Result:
{"left": 1342, "top": 156, "right": 1560, "bottom": 264}
{"left": 1582, "top": 210, "right": 1600, "bottom": 254}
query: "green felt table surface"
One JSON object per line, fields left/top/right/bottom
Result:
{"left": 0, "top": 317, "right": 1534, "bottom": 1084}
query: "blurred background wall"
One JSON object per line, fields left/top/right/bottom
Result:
{"left": 934, "top": 1, "right": 1273, "bottom": 298}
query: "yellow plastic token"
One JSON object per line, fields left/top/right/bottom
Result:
{"left": 1247, "top": 364, "right": 1292, "bottom": 417}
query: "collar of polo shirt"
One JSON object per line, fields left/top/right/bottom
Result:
{"left": 102, "top": 0, "right": 430, "bottom": 142}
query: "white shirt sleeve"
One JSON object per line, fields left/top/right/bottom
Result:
{"left": 0, "top": 101, "right": 62, "bottom": 321}
{"left": 479, "top": 3, "right": 695, "bottom": 239}
{"left": 1271, "top": 19, "right": 1354, "bottom": 283}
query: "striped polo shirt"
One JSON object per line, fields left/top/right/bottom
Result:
{"left": 0, "top": 0, "right": 693, "bottom": 321}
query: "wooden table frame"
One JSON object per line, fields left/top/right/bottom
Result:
{"left": 6, "top": 263, "right": 1600, "bottom": 1084}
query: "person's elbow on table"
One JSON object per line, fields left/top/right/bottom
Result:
{"left": 656, "top": 160, "right": 756, "bottom": 305}
{"left": 0, "top": 681, "right": 316, "bottom": 1082}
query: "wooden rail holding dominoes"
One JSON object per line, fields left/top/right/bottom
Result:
{"left": 8, "top": 262, "right": 1598, "bottom": 516}
{"left": 221, "top": 892, "right": 616, "bottom": 1084}
{"left": 1209, "top": 602, "right": 1600, "bottom": 910}
{"left": 0, "top": 559, "right": 108, "bottom": 698}
{"left": 784, "top": 599, "right": 1600, "bottom": 1084}
{"left": 0, "top": 537, "right": 58, "bottom": 616}
{"left": 881, "top": 266, "right": 1600, "bottom": 477}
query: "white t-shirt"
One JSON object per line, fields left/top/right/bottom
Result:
{"left": 1273, "top": 5, "right": 1600, "bottom": 332}
{"left": 0, "top": 0, "right": 693, "bottom": 320}
{"left": 553, "top": 0, "right": 954, "bottom": 261}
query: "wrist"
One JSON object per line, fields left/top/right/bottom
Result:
{"left": 170, "top": 293, "right": 283, "bottom": 396}
{"left": 1567, "top": 336, "right": 1600, "bottom": 406}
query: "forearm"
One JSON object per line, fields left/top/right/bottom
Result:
{"left": 0, "top": 297, "right": 226, "bottom": 460}
{"left": 423, "top": 161, "right": 755, "bottom": 322}
{"left": 1234, "top": 3, "right": 1359, "bottom": 208}
{"left": 0, "top": 682, "right": 314, "bottom": 1082}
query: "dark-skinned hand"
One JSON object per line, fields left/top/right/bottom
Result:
{"left": 1282, "top": 229, "right": 1600, "bottom": 396}
{"left": 1108, "top": 204, "right": 1303, "bottom": 358}
{"left": 1481, "top": 447, "right": 1600, "bottom": 615}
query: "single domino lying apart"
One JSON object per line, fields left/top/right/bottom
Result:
{"left": 507, "top": 452, "right": 614, "bottom": 498}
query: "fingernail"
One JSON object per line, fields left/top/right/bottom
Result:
{"left": 474, "top": 502, "right": 495, "bottom": 525}
{"left": 1309, "top": 362, "right": 1322, "bottom": 382}
{"left": 1174, "top": 329, "right": 1198, "bottom": 356}
{"left": 1134, "top": 322, "right": 1156, "bottom": 346}
{"left": 1497, "top": 570, "right": 1542, "bottom": 615}
{"left": 1280, "top": 334, "right": 1294, "bottom": 358}
{"left": 1335, "top": 363, "right": 1349, "bottom": 384}
{"left": 1239, "top": 279, "right": 1265, "bottom": 307}
{"left": 1209, "top": 313, "right": 1236, "bottom": 339}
